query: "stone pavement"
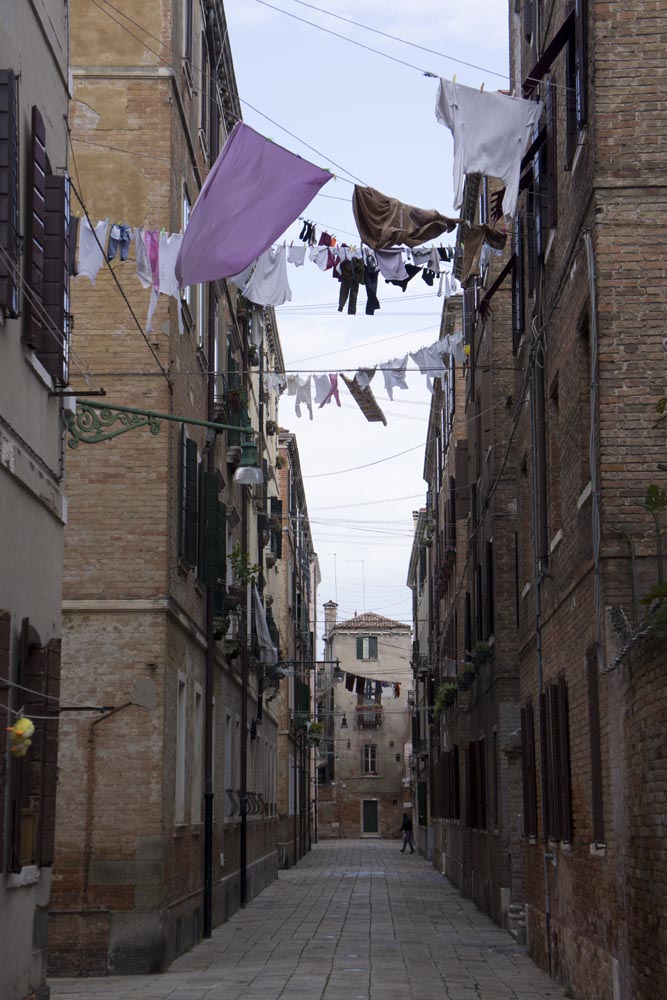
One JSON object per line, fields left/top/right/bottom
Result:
{"left": 50, "top": 840, "right": 564, "bottom": 1000}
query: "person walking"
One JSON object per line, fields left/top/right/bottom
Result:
{"left": 400, "top": 812, "right": 414, "bottom": 853}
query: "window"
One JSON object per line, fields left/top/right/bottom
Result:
{"left": 466, "top": 737, "right": 486, "bottom": 829}
{"left": 0, "top": 71, "right": 20, "bottom": 318}
{"left": 224, "top": 713, "right": 232, "bottom": 821}
{"left": 199, "top": 33, "right": 209, "bottom": 148}
{"left": 192, "top": 687, "right": 203, "bottom": 823}
{"left": 179, "top": 427, "right": 199, "bottom": 567}
{"left": 181, "top": 187, "right": 192, "bottom": 312}
{"left": 435, "top": 746, "right": 460, "bottom": 820}
{"left": 586, "top": 646, "right": 605, "bottom": 844}
{"left": 512, "top": 214, "right": 525, "bottom": 352}
{"left": 521, "top": 702, "right": 538, "bottom": 837}
{"left": 485, "top": 540, "right": 495, "bottom": 638}
{"left": 197, "top": 283, "right": 206, "bottom": 350}
{"left": 356, "top": 636, "right": 377, "bottom": 660}
{"left": 175, "top": 676, "right": 187, "bottom": 824}
{"left": 363, "top": 744, "right": 378, "bottom": 775}
{"left": 579, "top": 312, "right": 591, "bottom": 488}
{"left": 183, "top": 0, "right": 193, "bottom": 83}
{"left": 548, "top": 375, "right": 562, "bottom": 538}
{"left": 542, "top": 677, "right": 573, "bottom": 842}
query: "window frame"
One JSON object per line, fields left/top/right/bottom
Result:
{"left": 362, "top": 743, "right": 378, "bottom": 776}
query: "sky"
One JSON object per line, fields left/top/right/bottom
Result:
{"left": 223, "top": 0, "right": 509, "bottom": 649}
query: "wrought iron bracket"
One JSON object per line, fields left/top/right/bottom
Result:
{"left": 64, "top": 399, "right": 258, "bottom": 448}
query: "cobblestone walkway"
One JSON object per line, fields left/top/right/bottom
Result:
{"left": 50, "top": 840, "right": 563, "bottom": 1000}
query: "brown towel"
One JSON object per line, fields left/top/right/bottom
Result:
{"left": 353, "top": 185, "right": 460, "bottom": 250}
{"left": 460, "top": 224, "right": 507, "bottom": 287}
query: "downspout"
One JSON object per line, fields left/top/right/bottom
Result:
{"left": 203, "top": 3, "right": 219, "bottom": 939}
{"left": 529, "top": 274, "right": 553, "bottom": 978}
{"left": 240, "top": 310, "right": 250, "bottom": 906}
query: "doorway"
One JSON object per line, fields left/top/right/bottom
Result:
{"left": 362, "top": 799, "right": 379, "bottom": 834}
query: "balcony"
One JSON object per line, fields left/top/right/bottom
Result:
{"left": 355, "top": 704, "right": 383, "bottom": 729}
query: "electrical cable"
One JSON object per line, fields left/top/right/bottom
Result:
{"left": 303, "top": 441, "right": 425, "bottom": 479}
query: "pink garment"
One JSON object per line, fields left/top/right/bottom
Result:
{"left": 144, "top": 230, "right": 159, "bottom": 290}
{"left": 319, "top": 374, "right": 341, "bottom": 408}
{"left": 175, "top": 121, "right": 332, "bottom": 286}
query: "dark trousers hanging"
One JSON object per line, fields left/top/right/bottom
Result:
{"left": 338, "top": 259, "right": 364, "bottom": 315}
{"left": 364, "top": 262, "right": 380, "bottom": 315}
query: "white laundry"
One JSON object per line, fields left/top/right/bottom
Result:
{"left": 428, "top": 248, "right": 441, "bottom": 273}
{"left": 411, "top": 246, "right": 433, "bottom": 267}
{"left": 229, "top": 259, "right": 256, "bottom": 290}
{"left": 450, "top": 275, "right": 459, "bottom": 294}
{"left": 295, "top": 376, "right": 313, "bottom": 420}
{"left": 135, "top": 228, "right": 152, "bottom": 289}
{"left": 309, "top": 245, "right": 331, "bottom": 271}
{"left": 286, "top": 375, "right": 299, "bottom": 396}
{"left": 375, "top": 249, "right": 408, "bottom": 281}
{"left": 77, "top": 218, "right": 109, "bottom": 285}
{"left": 436, "top": 78, "right": 543, "bottom": 219}
{"left": 147, "top": 232, "right": 184, "bottom": 333}
{"left": 448, "top": 330, "right": 466, "bottom": 365}
{"left": 314, "top": 373, "right": 332, "bottom": 406}
{"left": 355, "top": 367, "right": 377, "bottom": 390}
{"left": 287, "top": 244, "right": 306, "bottom": 266}
{"left": 243, "top": 246, "right": 292, "bottom": 306}
{"left": 410, "top": 342, "right": 449, "bottom": 393}
{"left": 263, "top": 372, "right": 287, "bottom": 396}
{"left": 379, "top": 354, "right": 409, "bottom": 401}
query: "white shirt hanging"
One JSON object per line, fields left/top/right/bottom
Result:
{"left": 435, "top": 78, "right": 543, "bottom": 219}
{"left": 243, "top": 246, "right": 292, "bottom": 307}
{"left": 379, "top": 354, "right": 409, "bottom": 401}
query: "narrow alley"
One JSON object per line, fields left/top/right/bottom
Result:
{"left": 50, "top": 841, "right": 562, "bottom": 1000}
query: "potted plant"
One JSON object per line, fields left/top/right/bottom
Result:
{"left": 247, "top": 344, "right": 260, "bottom": 366}
{"left": 228, "top": 542, "right": 261, "bottom": 586}
{"left": 462, "top": 662, "right": 476, "bottom": 685}
{"left": 266, "top": 419, "right": 278, "bottom": 436}
{"left": 471, "top": 641, "right": 493, "bottom": 667}
{"left": 226, "top": 386, "right": 248, "bottom": 412}
{"left": 275, "top": 455, "right": 285, "bottom": 470}
{"left": 433, "top": 681, "right": 458, "bottom": 718}
{"left": 308, "top": 721, "right": 323, "bottom": 746}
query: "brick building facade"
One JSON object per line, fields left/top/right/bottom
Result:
{"left": 410, "top": 2, "right": 667, "bottom": 998}
{"left": 48, "top": 0, "right": 285, "bottom": 975}
{"left": 0, "top": 2, "right": 69, "bottom": 996}
{"left": 317, "top": 607, "right": 412, "bottom": 841}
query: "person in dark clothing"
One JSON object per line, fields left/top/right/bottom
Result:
{"left": 400, "top": 813, "right": 414, "bottom": 853}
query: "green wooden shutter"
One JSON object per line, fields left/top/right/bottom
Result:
{"left": 356, "top": 637, "right": 363, "bottom": 659}
{"left": 369, "top": 636, "right": 377, "bottom": 658}
{"left": 24, "top": 106, "right": 46, "bottom": 349}
{"left": 0, "top": 71, "right": 20, "bottom": 317}
{"left": 200, "top": 471, "right": 224, "bottom": 587}
{"left": 40, "top": 174, "right": 69, "bottom": 382}
{"left": 270, "top": 497, "right": 282, "bottom": 558}
{"left": 0, "top": 609, "right": 10, "bottom": 871}
{"left": 184, "top": 437, "right": 199, "bottom": 567}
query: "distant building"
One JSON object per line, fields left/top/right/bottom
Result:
{"left": 0, "top": 2, "right": 69, "bottom": 997}
{"left": 317, "top": 606, "right": 412, "bottom": 840}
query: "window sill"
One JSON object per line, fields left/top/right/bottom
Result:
{"left": 549, "top": 528, "right": 563, "bottom": 554}
{"left": 521, "top": 581, "right": 531, "bottom": 599}
{"left": 590, "top": 842, "right": 607, "bottom": 858}
{"left": 24, "top": 348, "right": 55, "bottom": 392}
{"left": 173, "top": 823, "right": 187, "bottom": 836}
{"left": 578, "top": 481, "right": 592, "bottom": 509}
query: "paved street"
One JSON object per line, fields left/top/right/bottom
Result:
{"left": 50, "top": 840, "right": 563, "bottom": 1000}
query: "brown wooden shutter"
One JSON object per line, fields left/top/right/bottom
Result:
{"left": 200, "top": 471, "right": 223, "bottom": 587}
{"left": 270, "top": 497, "right": 283, "bottom": 558}
{"left": 184, "top": 437, "right": 199, "bottom": 566}
{"left": 546, "top": 79, "right": 558, "bottom": 230}
{"left": 40, "top": 174, "right": 69, "bottom": 382}
{"left": 586, "top": 646, "right": 605, "bottom": 844}
{"left": 24, "top": 107, "right": 46, "bottom": 349}
{"left": 512, "top": 214, "right": 525, "bottom": 351}
{"left": 548, "top": 683, "right": 562, "bottom": 840}
{"left": 558, "top": 675, "right": 573, "bottom": 843}
{"left": 538, "top": 692, "right": 551, "bottom": 839}
{"left": 0, "top": 71, "right": 20, "bottom": 317}
{"left": 10, "top": 618, "right": 29, "bottom": 871}
{"left": 0, "top": 609, "right": 10, "bottom": 871}
{"left": 575, "top": 0, "right": 588, "bottom": 128}
{"left": 523, "top": 0, "right": 534, "bottom": 40}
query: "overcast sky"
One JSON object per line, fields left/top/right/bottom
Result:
{"left": 224, "top": 0, "right": 509, "bottom": 648}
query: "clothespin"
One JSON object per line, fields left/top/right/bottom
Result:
{"left": 480, "top": 82, "right": 485, "bottom": 92}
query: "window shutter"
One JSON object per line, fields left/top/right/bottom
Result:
{"left": 24, "top": 107, "right": 46, "bottom": 350}
{"left": 356, "top": 637, "right": 363, "bottom": 660}
{"left": 559, "top": 675, "right": 573, "bottom": 843}
{"left": 520, "top": 706, "right": 531, "bottom": 836}
{"left": 0, "top": 71, "right": 20, "bottom": 317}
{"left": 184, "top": 437, "right": 199, "bottom": 567}
{"left": 0, "top": 609, "right": 10, "bottom": 871}
{"left": 586, "top": 647, "right": 604, "bottom": 843}
{"left": 10, "top": 618, "right": 30, "bottom": 871}
{"left": 546, "top": 79, "right": 558, "bottom": 230}
{"left": 523, "top": 0, "right": 534, "bottom": 40}
{"left": 548, "top": 683, "right": 562, "bottom": 840}
{"left": 538, "top": 692, "right": 551, "bottom": 839}
{"left": 39, "top": 174, "right": 70, "bottom": 382}
{"left": 464, "top": 591, "right": 472, "bottom": 659}
{"left": 512, "top": 214, "right": 525, "bottom": 351}
{"left": 200, "top": 471, "right": 223, "bottom": 587}
{"left": 526, "top": 185, "right": 536, "bottom": 294}
{"left": 575, "top": 0, "right": 588, "bottom": 128}
{"left": 369, "top": 636, "right": 377, "bottom": 658}
{"left": 270, "top": 497, "right": 283, "bottom": 558}
{"left": 485, "top": 540, "right": 495, "bottom": 638}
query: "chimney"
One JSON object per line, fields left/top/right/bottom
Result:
{"left": 323, "top": 600, "right": 338, "bottom": 640}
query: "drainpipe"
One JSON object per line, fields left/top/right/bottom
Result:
{"left": 203, "top": 3, "right": 220, "bottom": 939}
{"left": 240, "top": 311, "right": 250, "bottom": 905}
{"left": 529, "top": 273, "right": 553, "bottom": 977}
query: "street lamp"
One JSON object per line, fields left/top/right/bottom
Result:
{"left": 233, "top": 430, "right": 264, "bottom": 485}
{"left": 340, "top": 713, "right": 348, "bottom": 729}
